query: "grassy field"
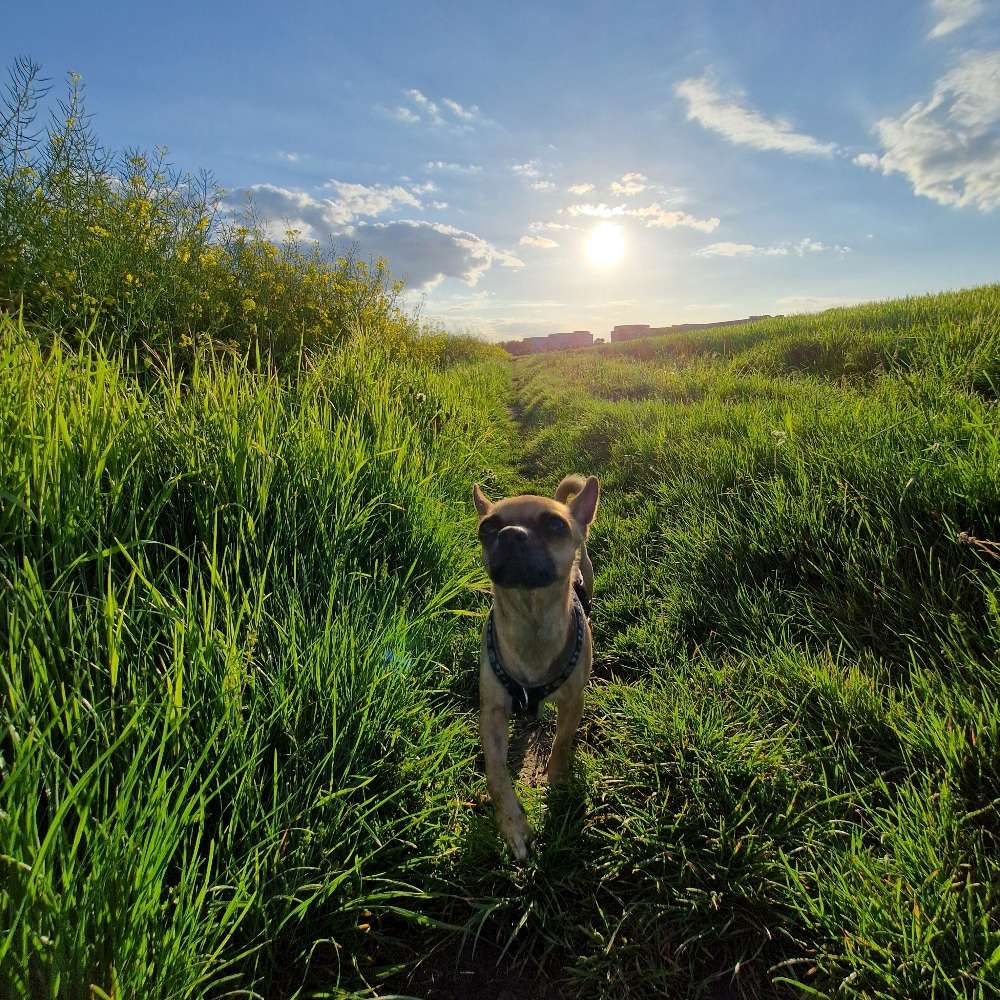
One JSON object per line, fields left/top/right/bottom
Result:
{"left": 490, "top": 288, "right": 1000, "bottom": 998}
{"left": 0, "top": 311, "right": 517, "bottom": 998}
{"left": 3, "top": 62, "right": 1000, "bottom": 1000}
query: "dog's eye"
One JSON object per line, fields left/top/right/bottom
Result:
{"left": 543, "top": 515, "right": 569, "bottom": 537}
{"left": 478, "top": 517, "right": 501, "bottom": 542}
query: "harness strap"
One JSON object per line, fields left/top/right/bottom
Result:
{"left": 573, "top": 573, "right": 592, "bottom": 617}
{"left": 486, "top": 589, "right": 587, "bottom": 719}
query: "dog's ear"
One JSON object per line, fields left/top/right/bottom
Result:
{"left": 472, "top": 483, "right": 492, "bottom": 517}
{"left": 568, "top": 476, "right": 599, "bottom": 527}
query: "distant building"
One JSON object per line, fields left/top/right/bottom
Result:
{"left": 546, "top": 330, "right": 593, "bottom": 350}
{"left": 502, "top": 315, "right": 780, "bottom": 355}
{"left": 610, "top": 324, "right": 651, "bottom": 342}
{"left": 503, "top": 329, "right": 593, "bottom": 355}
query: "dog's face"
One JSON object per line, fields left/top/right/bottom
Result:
{"left": 473, "top": 478, "right": 599, "bottom": 590}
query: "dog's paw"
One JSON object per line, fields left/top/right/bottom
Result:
{"left": 546, "top": 753, "right": 571, "bottom": 784}
{"left": 498, "top": 810, "right": 532, "bottom": 860}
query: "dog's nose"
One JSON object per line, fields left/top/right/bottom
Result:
{"left": 498, "top": 525, "right": 530, "bottom": 547}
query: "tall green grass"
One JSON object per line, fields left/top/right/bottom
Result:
{"left": 0, "top": 311, "right": 514, "bottom": 997}
{"left": 469, "top": 286, "right": 1000, "bottom": 998}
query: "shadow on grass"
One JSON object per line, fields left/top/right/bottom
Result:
{"left": 377, "top": 765, "right": 591, "bottom": 999}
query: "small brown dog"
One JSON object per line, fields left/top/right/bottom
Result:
{"left": 473, "top": 474, "right": 599, "bottom": 858}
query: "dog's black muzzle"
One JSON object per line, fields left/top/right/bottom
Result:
{"left": 487, "top": 525, "right": 557, "bottom": 589}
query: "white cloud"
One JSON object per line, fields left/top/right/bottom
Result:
{"left": 696, "top": 237, "right": 851, "bottom": 258}
{"left": 567, "top": 182, "right": 595, "bottom": 194}
{"left": 519, "top": 235, "right": 559, "bottom": 248}
{"left": 528, "top": 221, "right": 574, "bottom": 231}
{"left": 857, "top": 49, "right": 1000, "bottom": 212}
{"left": 565, "top": 202, "right": 627, "bottom": 219}
{"left": 226, "top": 184, "right": 520, "bottom": 289}
{"left": 675, "top": 72, "right": 838, "bottom": 157}
{"left": 228, "top": 180, "right": 427, "bottom": 237}
{"left": 853, "top": 152, "right": 882, "bottom": 169}
{"left": 278, "top": 151, "right": 301, "bottom": 162}
{"left": 610, "top": 172, "right": 648, "bottom": 196}
{"left": 425, "top": 160, "right": 483, "bottom": 174}
{"left": 695, "top": 242, "right": 758, "bottom": 257}
{"left": 928, "top": 0, "right": 985, "bottom": 38}
{"left": 319, "top": 179, "right": 422, "bottom": 219}
{"left": 393, "top": 89, "right": 485, "bottom": 129}
{"left": 405, "top": 88, "right": 443, "bottom": 125}
{"left": 442, "top": 97, "right": 480, "bottom": 121}
{"left": 633, "top": 204, "right": 720, "bottom": 232}
{"left": 229, "top": 184, "right": 355, "bottom": 236}
{"left": 792, "top": 237, "right": 836, "bottom": 255}
{"left": 565, "top": 201, "right": 720, "bottom": 232}
{"left": 512, "top": 161, "right": 542, "bottom": 178}
{"left": 350, "top": 220, "right": 523, "bottom": 288}
{"left": 513, "top": 160, "right": 559, "bottom": 191}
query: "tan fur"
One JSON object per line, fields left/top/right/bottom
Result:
{"left": 473, "top": 475, "right": 600, "bottom": 859}
{"left": 554, "top": 473, "right": 587, "bottom": 504}
{"left": 555, "top": 474, "right": 595, "bottom": 594}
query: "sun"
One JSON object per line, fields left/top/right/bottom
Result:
{"left": 585, "top": 221, "right": 626, "bottom": 268}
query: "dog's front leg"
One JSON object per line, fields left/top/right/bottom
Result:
{"left": 547, "top": 679, "right": 585, "bottom": 783}
{"left": 479, "top": 702, "right": 531, "bottom": 859}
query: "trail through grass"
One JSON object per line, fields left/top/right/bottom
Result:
{"left": 443, "top": 286, "right": 999, "bottom": 1000}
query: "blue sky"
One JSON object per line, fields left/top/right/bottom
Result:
{"left": 5, "top": 0, "right": 999, "bottom": 340}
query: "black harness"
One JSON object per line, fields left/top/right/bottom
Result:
{"left": 486, "top": 578, "right": 590, "bottom": 719}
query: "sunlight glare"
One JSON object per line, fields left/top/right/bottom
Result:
{"left": 586, "top": 222, "right": 626, "bottom": 268}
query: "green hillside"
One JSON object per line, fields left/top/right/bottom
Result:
{"left": 498, "top": 288, "right": 1000, "bottom": 997}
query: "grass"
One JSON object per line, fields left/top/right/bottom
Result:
{"left": 2, "top": 58, "right": 1000, "bottom": 999}
{"left": 477, "top": 286, "right": 1000, "bottom": 998}
{"left": 0, "top": 312, "right": 516, "bottom": 998}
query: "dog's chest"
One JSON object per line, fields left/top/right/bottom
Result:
{"left": 494, "top": 616, "right": 569, "bottom": 683}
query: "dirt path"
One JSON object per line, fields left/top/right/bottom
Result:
{"left": 509, "top": 713, "right": 555, "bottom": 786}
{"left": 377, "top": 377, "right": 571, "bottom": 1000}
{"left": 505, "top": 368, "right": 545, "bottom": 485}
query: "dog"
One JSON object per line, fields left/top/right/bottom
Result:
{"left": 472, "top": 474, "right": 599, "bottom": 859}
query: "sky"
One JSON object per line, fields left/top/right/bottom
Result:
{"left": 4, "top": 0, "right": 1000, "bottom": 341}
